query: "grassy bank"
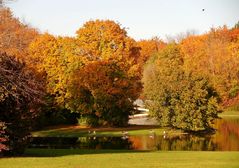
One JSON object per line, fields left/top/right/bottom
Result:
{"left": 32, "top": 109, "right": 239, "bottom": 138}
{"left": 1, "top": 149, "right": 239, "bottom": 168}
{"left": 32, "top": 125, "right": 183, "bottom": 137}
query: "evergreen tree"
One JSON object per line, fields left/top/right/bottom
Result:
{"left": 143, "top": 44, "right": 221, "bottom": 132}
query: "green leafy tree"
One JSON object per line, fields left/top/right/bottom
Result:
{"left": 143, "top": 44, "right": 221, "bottom": 132}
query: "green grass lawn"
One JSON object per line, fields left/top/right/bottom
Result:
{"left": 1, "top": 149, "right": 239, "bottom": 168}
{"left": 32, "top": 125, "right": 183, "bottom": 137}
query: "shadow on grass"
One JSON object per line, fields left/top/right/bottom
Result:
{"left": 24, "top": 148, "right": 149, "bottom": 157}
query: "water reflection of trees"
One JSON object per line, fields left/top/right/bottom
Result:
{"left": 154, "top": 135, "right": 217, "bottom": 151}
{"left": 29, "top": 137, "right": 133, "bottom": 150}
{"left": 78, "top": 137, "right": 133, "bottom": 150}
{"left": 213, "top": 118, "right": 239, "bottom": 150}
{"left": 29, "top": 118, "right": 239, "bottom": 151}
{"left": 129, "top": 135, "right": 218, "bottom": 151}
{"left": 129, "top": 118, "right": 239, "bottom": 151}
{"left": 29, "top": 137, "right": 79, "bottom": 148}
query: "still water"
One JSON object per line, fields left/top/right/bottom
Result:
{"left": 29, "top": 118, "right": 239, "bottom": 151}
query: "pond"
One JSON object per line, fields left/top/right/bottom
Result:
{"left": 28, "top": 118, "right": 239, "bottom": 151}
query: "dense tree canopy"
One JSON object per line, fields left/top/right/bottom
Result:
{"left": 72, "top": 20, "right": 142, "bottom": 126}
{"left": 71, "top": 60, "right": 141, "bottom": 126}
{"left": 76, "top": 20, "right": 139, "bottom": 62}
{"left": 143, "top": 44, "right": 221, "bottom": 132}
{"left": 28, "top": 34, "right": 87, "bottom": 107}
{"left": 180, "top": 27, "right": 239, "bottom": 104}
{"left": 28, "top": 20, "right": 142, "bottom": 126}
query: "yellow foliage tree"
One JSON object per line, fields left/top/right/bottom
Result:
{"left": 28, "top": 34, "right": 88, "bottom": 107}
{"left": 76, "top": 20, "right": 141, "bottom": 77}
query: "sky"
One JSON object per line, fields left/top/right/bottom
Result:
{"left": 5, "top": 0, "right": 239, "bottom": 41}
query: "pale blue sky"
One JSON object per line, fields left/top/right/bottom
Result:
{"left": 6, "top": 0, "right": 239, "bottom": 40}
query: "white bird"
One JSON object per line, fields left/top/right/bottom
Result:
{"left": 121, "top": 135, "right": 129, "bottom": 140}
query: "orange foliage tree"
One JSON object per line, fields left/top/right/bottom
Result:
{"left": 29, "top": 20, "right": 142, "bottom": 126}
{"left": 180, "top": 26, "right": 239, "bottom": 103}
{"left": 0, "top": 8, "right": 38, "bottom": 61}
{"left": 72, "top": 60, "right": 141, "bottom": 126}
{"left": 73, "top": 20, "right": 142, "bottom": 126}
{"left": 137, "top": 37, "right": 166, "bottom": 66}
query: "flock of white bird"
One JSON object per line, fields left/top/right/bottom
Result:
{"left": 87, "top": 130, "right": 168, "bottom": 139}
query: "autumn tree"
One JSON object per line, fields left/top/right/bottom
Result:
{"left": 143, "top": 44, "right": 221, "bottom": 132}
{"left": 27, "top": 34, "right": 87, "bottom": 128}
{"left": 73, "top": 20, "right": 142, "bottom": 126}
{"left": 0, "top": 52, "right": 43, "bottom": 156}
{"left": 0, "top": 8, "right": 38, "bottom": 61}
{"left": 71, "top": 60, "right": 141, "bottom": 126}
{"left": 76, "top": 20, "right": 138, "bottom": 60}
{"left": 29, "top": 20, "right": 142, "bottom": 126}
{"left": 137, "top": 37, "right": 166, "bottom": 66}
{"left": 75, "top": 20, "right": 141, "bottom": 77}
{"left": 180, "top": 26, "right": 239, "bottom": 103}
{"left": 28, "top": 34, "right": 87, "bottom": 107}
